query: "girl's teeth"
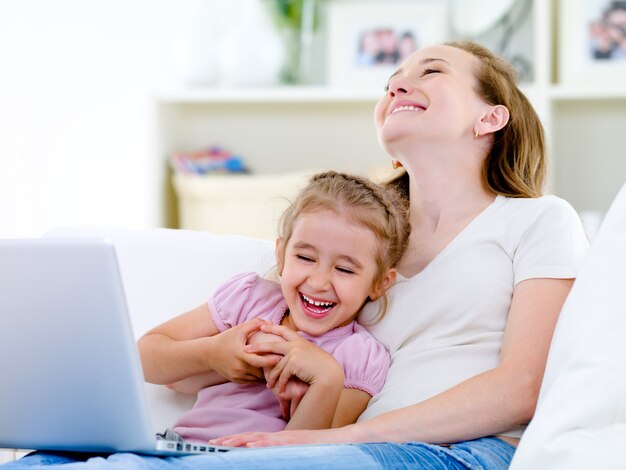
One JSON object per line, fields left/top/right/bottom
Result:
{"left": 302, "top": 293, "right": 334, "bottom": 308}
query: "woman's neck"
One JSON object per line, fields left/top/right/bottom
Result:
{"left": 394, "top": 152, "right": 496, "bottom": 277}
{"left": 406, "top": 163, "right": 494, "bottom": 230}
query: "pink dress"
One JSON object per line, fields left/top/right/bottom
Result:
{"left": 173, "top": 272, "right": 390, "bottom": 442}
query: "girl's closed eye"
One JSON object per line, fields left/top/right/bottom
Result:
{"left": 335, "top": 266, "right": 356, "bottom": 275}
{"left": 296, "top": 254, "right": 314, "bottom": 263}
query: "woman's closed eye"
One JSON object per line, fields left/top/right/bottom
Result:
{"left": 422, "top": 68, "right": 441, "bottom": 76}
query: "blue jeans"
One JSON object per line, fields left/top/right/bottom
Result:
{"left": 1, "top": 437, "right": 515, "bottom": 469}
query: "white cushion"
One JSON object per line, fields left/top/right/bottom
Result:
{"left": 511, "top": 182, "right": 626, "bottom": 469}
{"left": 45, "top": 226, "right": 274, "bottom": 434}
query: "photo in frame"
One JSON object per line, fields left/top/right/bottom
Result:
{"left": 325, "top": 0, "right": 449, "bottom": 89}
{"left": 559, "top": 0, "right": 626, "bottom": 85}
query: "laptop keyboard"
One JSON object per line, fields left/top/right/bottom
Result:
{"left": 155, "top": 440, "right": 231, "bottom": 454}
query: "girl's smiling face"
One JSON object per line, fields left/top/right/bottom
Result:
{"left": 277, "top": 208, "right": 393, "bottom": 337}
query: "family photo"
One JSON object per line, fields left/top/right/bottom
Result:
{"left": 588, "top": 0, "right": 626, "bottom": 60}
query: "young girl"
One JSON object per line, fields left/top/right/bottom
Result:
{"left": 137, "top": 171, "right": 411, "bottom": 442}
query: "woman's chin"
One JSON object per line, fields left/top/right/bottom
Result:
{"left": 378, "top": 129, "right": 412, "bottom": 154}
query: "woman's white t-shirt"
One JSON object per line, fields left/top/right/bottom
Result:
{"left": 358, "top": 195, "right": 589, "bottom": 438}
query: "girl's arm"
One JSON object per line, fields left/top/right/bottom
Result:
{"left": 247, "top": 324, "right": 347, "bottom": 430}
{"left": 248, "top": 330, "right": 313, "bottom": 421}
{"left": 138, "top": 304, "right": 278, "bottom": 386}
{"left": 248, "top": 331, "right": 374, "bottom": 425}
{"left": 210, "top": 277, "right": 573, "bottom": 447}
{"left": 331, "top": 388, "right": 371, "bottom": 428}
{"left": 165, "top": 371, "right": 224, "bottom": 395}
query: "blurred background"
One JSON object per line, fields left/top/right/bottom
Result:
{"left": 1, "top": 0, "right": 624, "bottom": 241}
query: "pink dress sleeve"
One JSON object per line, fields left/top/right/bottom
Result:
{"left": 208, "top": 272, "right": 287, "bottom": 332}
{"left": 333, "top": 323, "right": 390, "bottom": 397}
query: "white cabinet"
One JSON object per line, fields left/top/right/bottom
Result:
{"left": 156, "top": 0, "right": 626, "bottom": 231}
{"left": 156, "top": 88, "right": 389, "bottom": 231}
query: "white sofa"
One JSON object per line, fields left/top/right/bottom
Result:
{"left": 4, "top": 182, "right": 623, "bottom": 467}
{"left": 510, "top": 181, "right": 626, "bottom": 468}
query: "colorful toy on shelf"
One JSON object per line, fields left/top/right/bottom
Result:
{"left": 170, "top": 146, "right": 249, "bottom": 175}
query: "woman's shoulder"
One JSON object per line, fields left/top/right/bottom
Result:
{"left": 502, "top": 193, "right": 576, "bottom": 212}
{"left": 497, "top": 194, "right": 581, "bottom": 227}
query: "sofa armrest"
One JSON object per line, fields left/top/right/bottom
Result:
{"left": 511, "top": 183, "right": 626, "bottom": 469}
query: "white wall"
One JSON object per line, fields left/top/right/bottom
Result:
{"left": 0, "top": 0, "right": 234, "bottom": 237}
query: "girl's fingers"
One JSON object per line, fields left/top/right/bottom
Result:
{"left": 242, "top": 350, "right": 281, "bottom": 368}
{"left": 238, "top": 318, "right": 266, "bottom": 338}
{"left": 265, "top": 361, "right": 284, "bottom": 389}
{"left": 259, "top": 323, "right": 302, "bottom": 341}
{"left": 245, "top": 340, "right": 291, "bottom": 355}
{"left": 290, "top": 388, "right": 304, "bottom": 416}
{"left": 275, "top": 364, "right": 295, "bottom": 392}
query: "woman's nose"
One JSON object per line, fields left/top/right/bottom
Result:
{"left": 388, "top": 76, "right": 411, "bottom": 97}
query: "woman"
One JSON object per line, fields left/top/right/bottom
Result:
{"left": 5, "top": 41, "right": 588, "bottom": 469}
{"left": 205, "top": 40, "right": 588, "bottom": 467}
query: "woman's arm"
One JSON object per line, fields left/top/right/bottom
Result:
{"left": 210, "top": 277, "right": 573, "bottom": 447}
{"left": 344, "top": 277, "right": 573, "bottom": 444}
{"left": 138, "top": 304, "right": 278, "bottom": 386}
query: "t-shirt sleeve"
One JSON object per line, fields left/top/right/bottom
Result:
{"left": 333, "top": 324, "right": 390, "bottom": 397}
{"left": 209, "top": 272, "right": 286, "bottom": 332}
{"left": 514, "top": 196, "right": 589, "bottom": 285}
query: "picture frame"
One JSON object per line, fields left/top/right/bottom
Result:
{"left": 559, "top": 0, "right": 626, "bottom": 85}
{"left": 325, "top": 0, "right": 449, "bottom": 89}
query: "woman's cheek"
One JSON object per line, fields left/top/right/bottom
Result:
{"left": 373, "top": 98, "right": 389, "bottom": 129}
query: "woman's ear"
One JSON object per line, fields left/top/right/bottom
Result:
{"left": 475, "top": 104, "right": 510, "bottom": 137}
{"left": 370, "top": 269, "right": 397, "bottom": 301}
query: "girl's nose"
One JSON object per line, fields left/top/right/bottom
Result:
{"left": 309, "top": 268, "right": 331, "bottom": 292}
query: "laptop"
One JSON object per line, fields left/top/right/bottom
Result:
{"left": 0, "top": 238, "right": 237, "bottom": 456}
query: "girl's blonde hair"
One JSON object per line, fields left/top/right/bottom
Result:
{"left": 276, "top": 171, "right": 411, "bottom": 320}
{"left": 388, "top": 40, "right": 546, "bottom": 199}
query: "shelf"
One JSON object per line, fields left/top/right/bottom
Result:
{"left": 155, "top": 0, "right": 626, "bottom": 225}
{"left": 549, "top": 85, "right": 626, "bottom": 101}
{"left": 155, "top": 86, "right": 384, "bottom": 104}
{"left": 156, "top": 83, "right": 541, "bottom": 105}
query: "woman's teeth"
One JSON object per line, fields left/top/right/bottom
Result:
{"left": 392, "top": 105, "right": 422, "bottom": 114}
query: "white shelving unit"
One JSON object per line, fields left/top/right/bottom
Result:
{"left": 156, "top": 0, "right": 626, "bottom": 231}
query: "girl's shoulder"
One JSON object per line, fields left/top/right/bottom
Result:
{"left": 216, "top": 272, "right": 281, "bottom": 298}
{"left": 211, "top": 272, "right": 286, "bottom": 329}
{"left": 332, "top": 323, "right": 390, "bottom": 396}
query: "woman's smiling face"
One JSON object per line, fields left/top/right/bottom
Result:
{"left": 374, "top": 44, "right": 486, "bottom": 149}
